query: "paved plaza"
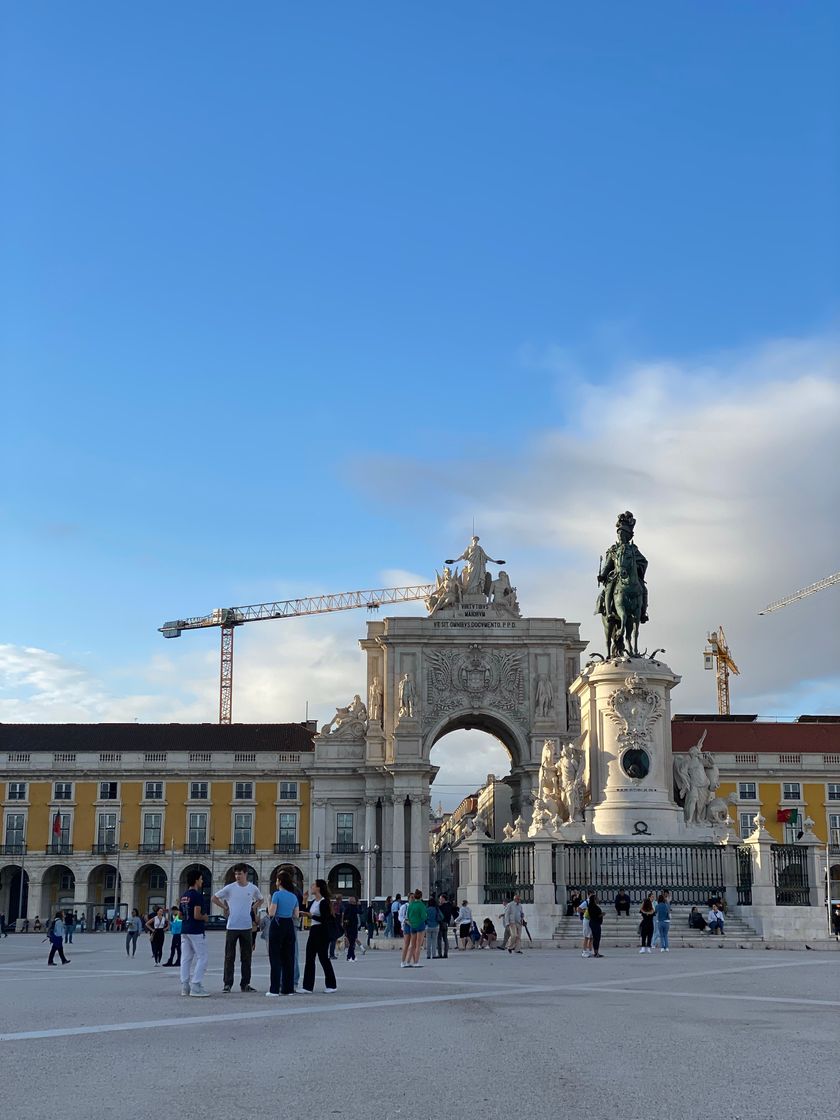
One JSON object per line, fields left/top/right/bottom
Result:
{"left": 0, "top": 933, "right": 837, "bottom": 1119}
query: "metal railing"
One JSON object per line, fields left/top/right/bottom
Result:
{"left": 45, "top": 844, "right": 74, "bottom": 856}
{"left": 91, "top": 843, "right": 118, "bottom": 855}
{"left": 564, "top": 842, "right": 727, "bottom": 905}
{"left": 228, "top": 843, "right": 256, "bottom": 855}
{"left": 484, "top": 842, "right": 535, "bottom": 904}
{"left": 274, "top": 842, "right": 301, "bottom": 854}
{"left": 331, "top": 842, "right": 360, "bottom": 854}
{"left": 771, "top": 844, "right": 810, "bottom": 906}
{"left": 138, "top": 843, "right": 165, "bottom": 854}
{"left": 0, "top": 843, "right": 26, "bottom": 856}
{"left": 183, "top": 842, "right": 210, "bottom": 855}
{"left": 736, "top": 846, "right": 753, "bottom": 905}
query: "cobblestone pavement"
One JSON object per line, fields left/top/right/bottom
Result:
{"left": 1, "top": 933, "right": 837, "bottom": 1119}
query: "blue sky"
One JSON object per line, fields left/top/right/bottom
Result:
{"left": 1, "top": 4, "right": 838, "bottom": 801}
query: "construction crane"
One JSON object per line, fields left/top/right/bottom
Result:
{"left": 703, "top": 626, "right": 740, "bottom": 716}
{"left": 159, "top": 583, "right": 434, "bottom": 725}
{"left": 759, "top": 571, "right": 840, "bottom": 615}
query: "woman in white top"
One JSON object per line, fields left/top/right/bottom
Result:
{"left": 145, "top": 907, "right": 169, "bottom": 965}
{"left": 457, "top": 901, "right": 473, "bottom": 950}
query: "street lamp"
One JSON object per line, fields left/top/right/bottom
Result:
{"left": 315, "top": 838, "right": 321, "bottom": 881}
{"left": 361, "top": 841, "right": 380, "bottom": 905}
{"left": 114, "top": 817, "right": 125, "bottom": 928}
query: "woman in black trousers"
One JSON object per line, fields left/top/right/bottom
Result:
{"left": 639, "top": 893, "right": 655, "bottom": 953}
{"left": 587, "top": 893, "right": 605, "bottom": 958}
{"left": 302, "top": 879, "right": 337, "bottom": 993}
{"left": 267, "top": 870, "right": 299, "bottom": 996}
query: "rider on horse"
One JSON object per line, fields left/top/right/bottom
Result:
{"left": 595, "top": 511, "right": 649, "bottom": 657}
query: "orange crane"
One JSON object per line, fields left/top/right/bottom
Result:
{"left": 759, "top": 571, "right": 840, "bottom": 615}
{"left": 159, "top": 583, "right": 434, "bottom": 724}
{"left": 703, "top": 626, "right": 740, "bottom": 716}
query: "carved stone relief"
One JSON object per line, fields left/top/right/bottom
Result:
{"left": 423, "top": 643, "right": 526, "bottom": 729}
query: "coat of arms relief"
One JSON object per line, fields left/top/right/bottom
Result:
{"left": 423, "top": 644, "right": 526, "bottom": 729}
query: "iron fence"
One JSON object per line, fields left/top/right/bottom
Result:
{"left": 771, "top": 844, "right": 810, "bottom": 906}
{"left": 736, "top": 846, "right": 753, "bottom": 905}
{"left": 484, "top": 842, "right": 534, "bottom": 904}
{"left": 564, "top": 842, "right": 727, "bottom": 904}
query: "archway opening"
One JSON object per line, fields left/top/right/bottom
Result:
{"left": 269, "top": 864, "right": 304, "bottom": 894}
{"left": 429, "top": 721, "right": 514, "bottom": 818}
{"left": 1, "top": 866, "right": 28, "bottom": 923}
{"left": 41, "top": 865, "right": 75, "bottom": 916}
{"left": 222, "top": 864, "right": 259, "bottom": 886}
{"left": 134, "top": 864, "right": 168, "bottom": 915}
{"left": 328, "top": 863, "right": 361, "bottom": 899}
{"left": 179, "top": 864, "right": 212, "bottom": 916}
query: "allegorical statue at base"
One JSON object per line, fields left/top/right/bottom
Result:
{"left": 595, "top": 510, "right": 649, "bottom": 658}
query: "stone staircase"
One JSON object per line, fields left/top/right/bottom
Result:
{"left": 552, "top": 905, "right": 763, "bottom": 949}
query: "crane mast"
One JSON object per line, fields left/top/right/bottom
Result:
{"left": 160, "top": 583, "right": 434, "bottom": 725}
{"left": 703, "top": 626, "right": 740, "bottom": 716}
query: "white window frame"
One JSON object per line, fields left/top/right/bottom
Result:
{"left": 99, "top": 781, "right": 119, "bottom": 801}
{"left": 4, "top": 812, "right": 26, "bottom": 847}
{"left": 187, "top": 811, "right": 207, "bottom": 846}
{"left": 336, "top": 812, "right": 354, "bottom": 846}
{"left": 827, "top": 784, "right": 840, "bottom": 802}
{"left": 142, "top": 813, "right": 163, "bottom": 848}
{"left": 189, "top": 781, "right": 209, "bottom": 801}
{"left": 97, "top": 811, "right": 117, "bottom": 847}
{"left": 234, "top": 781, "right": 254, "bottom": 801}
{"left": 278, "top": 812, "right": 298, "bottom": 846}
{"left": 232, "top": 811, "right": 253, "bottom": 846}
{"left": 738, "top": 782, "right": 757, "bottom": 800}
{"left": 782, "top": 782, "right": 801, "bottom": 802}
{"left": 739, "top": 812, "right": 755, "bottom": 840}
{"left": 53, "top": 782, "right": 73, "bottom": 801}
{"left": 279, "top": 781, "right": 298, "bottom": 801}
{"left": 8, "top": 782, "right": 27, "bottom": 801}
{"left": 144, "top": 781, "right": 164, "bottom": 801}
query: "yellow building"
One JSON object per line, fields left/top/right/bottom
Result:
{"left": 0, "top": 723, "right": 317, "bottom": 925}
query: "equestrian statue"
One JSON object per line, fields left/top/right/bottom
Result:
{"left": 595, "top": 511, "right": 649, "bottom": 658}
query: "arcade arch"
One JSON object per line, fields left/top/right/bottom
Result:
{"left": 40, "top": 865, "right": 75, "bottom": 916}
{"left": 0, "top": 865, "right": 28, "bottom": 924}
{"left": 269, "top": 864, "right": 304, "bottom": 893}
{"left": 179, "top": 864, "right": 212, "bottom": 915}
{"left": 328, "top": 862, "right": 361, "bottom": 898}
{"left": 221, "top": 864, "right": 258, "bottom": 886}
{"left": 134, "top": 864, "right": 167, "bottom": 914}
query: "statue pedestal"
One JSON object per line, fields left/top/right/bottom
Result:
{"left": 570, "top": 657, "right": 689, "bottom": 842}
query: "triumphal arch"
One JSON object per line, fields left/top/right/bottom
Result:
{"left": 307, "top": 538, "right": 586, "bottom": 896}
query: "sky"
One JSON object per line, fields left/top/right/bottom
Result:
{"left": 1, "top": 3, "right": 838, "bottom": 808}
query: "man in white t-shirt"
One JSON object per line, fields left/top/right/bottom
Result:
{"left": 212, "top": 864, "right": 263, "bottom": 993}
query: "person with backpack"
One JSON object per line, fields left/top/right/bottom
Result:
{"left": 437, "top": 894, "right": 454, "bottom": 958}
{"left": 265, "top": 869, "right": 299, "bottom": 996}
{"left": 343, "top": 895, "right": 360, "bottom": 962}
{"left": 125, "top": 909, "right": 143, "bottom": 957}
{"left": 47, "top": 911, "right": 70, "bottom": 966}
{"left": 300, "top": 879, "right": 337, "bottom": 993}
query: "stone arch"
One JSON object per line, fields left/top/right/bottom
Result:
{"left": 425, "top": 707, "right": 529, "bottom": 769}
{"left": 828, "top": 863, "right": 840, "bottom": 901}
{"left": 40, "top": 864, "right": 75, "bottom": 916}
{"left": 134, "top": 864, "right": 168, "bottom": 915}
{"left": 1, "top": 865, "right": 28, "bottom": 924}
{"left": 86, "top": 864, "right": 119, "bottom": 926}
{"left": 179, "top": 863, "right": 213, "bottom": 916}
{"left": 221, "top": 863, "right": 259, "bottom": 886}
{"left": 269, "top": 864, "right": 304, "bottom": 894}
{"left": 328, "top": 862, "right": 361, "bottom": 898}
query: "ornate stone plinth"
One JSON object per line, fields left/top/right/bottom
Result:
{"left": 570, "top": 656, "right": 688, "bottom": 841}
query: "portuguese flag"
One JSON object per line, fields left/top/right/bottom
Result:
{"left": 776, "top": 808, "right": 799, "bottom": 823}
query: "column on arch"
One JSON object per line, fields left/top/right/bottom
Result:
{"left": 391, "top": 793, "right": 405, "bottom": 897}
{"left": 409, "top": 795, "right": 426, "bottom": 893}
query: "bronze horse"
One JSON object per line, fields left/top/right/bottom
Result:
{"left": 603, "top": 542, "right": 644, "bottom": 658}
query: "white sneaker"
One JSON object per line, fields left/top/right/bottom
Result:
{"left": 412, "top": 963, "right": 423, "bottom": 968}
{"left": 660, "top": 948, "right": 666, "bottom": 953}
{"left": 664, "top": 948, "right": 669, "bottom": 952}
{"left": 180, "top": 983, "right": 190, "bottom": 996}
{"left": 639, "top": 948, "right": 646, "bottom": 954}
{"left": 189, "top": 983, "right": 209, "bottom": 997}
{"left": 324, "top": 987, "right": 337, "bottom": 993}
{"left": 400, "top": 961, "right": 408, "bottom": 968}
{"left": 264, "top": 992, "right": 280, "bottom": 998}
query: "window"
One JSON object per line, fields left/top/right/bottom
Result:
{"left": 827, "top": 784, "right": 840, "bottom": 802}
{"left": 54, "top": 782, "right": 73, "bottom": 801}
{"left": 783, "top": 821, "right": 800, "bottom": 844}
{"left": 97, "top": 812, "right": 117, "bottom": 847}
{"left": 336, "top": 813, "right": 354, "bottom": 846}
{"left": 234, "top": 782, "right": 253, "bottom": 800}
{"left": 782, "top": 782, "right": 801, "bottom": 801}
{"left": 278, "top": 813, "right": 297, "bottom": 846}
{"left": 149, "top": 870, "right": 166, "bottom": 890}
{"left": 145, "top": 782, "right": 163, "bottom": 801}
{"left": 99, "top": 782, "right": 118, "bottom": 801}
{"left": 59, "top": 871, "right": 74, "bottom": 891}
{"left": 190, "top": 782, "right": 208, "bottom": 801}
{"left": 739, "top": 812, "right": 756, "bottom": 840}
{"left": 50, "top": 812, "right": 71, "bottom": 850}
{"left": 188, "top": 812, "right": 207, "bottom": 846}
{"left": 829, "top": 814, "right": 840, "bottom": 849}
{"left": 336, "top": 868, "right": 354, "bottom": 891}
{"left": 738, "top": 782, "right": 757, "bottom": 800}
{"left": 105, "top": 872, "right": 116, "bottom": 889}
{"left": 143, "top": 813, "right": 162, "bottom": 848}
{"left": 8, "top": 782, "right": 26, "bottom": 801}
{"left": 233, "top": 813, "right": 252, "bottom": 846}
{"left": 4, "top": 813, "right": 25, "bottom": 848}
{"left": 279, "top": 781, "right": 298, "bottom": 800}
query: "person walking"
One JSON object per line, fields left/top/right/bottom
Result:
{"left": 179, "top": 868, "right": 210, "bottom": 997}
{"left": 145, "top": 907, "right": 168, "bottom": 965}
{"left": 588, "top": 893, "right": 605, "bottom": 958}
{"left": 391, "top": 894, "right": 402, "bottom": 939}
{"left": 301, "top": 879, "right": 337, "bottom": 993}
{"left": 579, "top": 895, "right": 592, "bottom": 958}
{"left": 365, "top": 900, "right": 376, "bottom": 950}
{"left": 212, "top": 863, "right": 263, "bottom": 993}
{"left": 437, "top": 894, "right": 453, "bottom": 959}
{"left": 64, "top": 911, "right": 75, "bottom": 945}
{"left": 343, "top": 896, "right": 360, "bottom": 962}
{"left": 639, "top": 893, "right": 655, "bottom": 953}
{"left": 328, "top": 896, "right": 342, "bottom": 961}
{"left": 655, "top": 892, "right": 671, "bottom": 952}
{"left": 163, "top": 908, "right": 182, "bottom": 966}
{"left": 425, "top": 897, "right": 440, "bottom": 960}
{"left": 503, "top": 894, "right": 524, "bottom": 954}
{"left": 47, "top": 912, "right": 70, "bottom": 965}
{"left": 456, "top": 900, "right": 473, "bottom": 950}
{"left": 266, "top": 869, "right": 299, "bottom": 997}
{"left": 125, "top": 909, "right": 143, "bottom": 956}
{"left": 406, "top": 890, "right": 427, "bottom": 967}
{"left": 0, "top": 911, "right": 7, "bottom": 937}
{"left": 383, "top": 895, "right": 394, "bottom": 939}
{"left": 398, "top": 895, "right": 412, "bottom": 968}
